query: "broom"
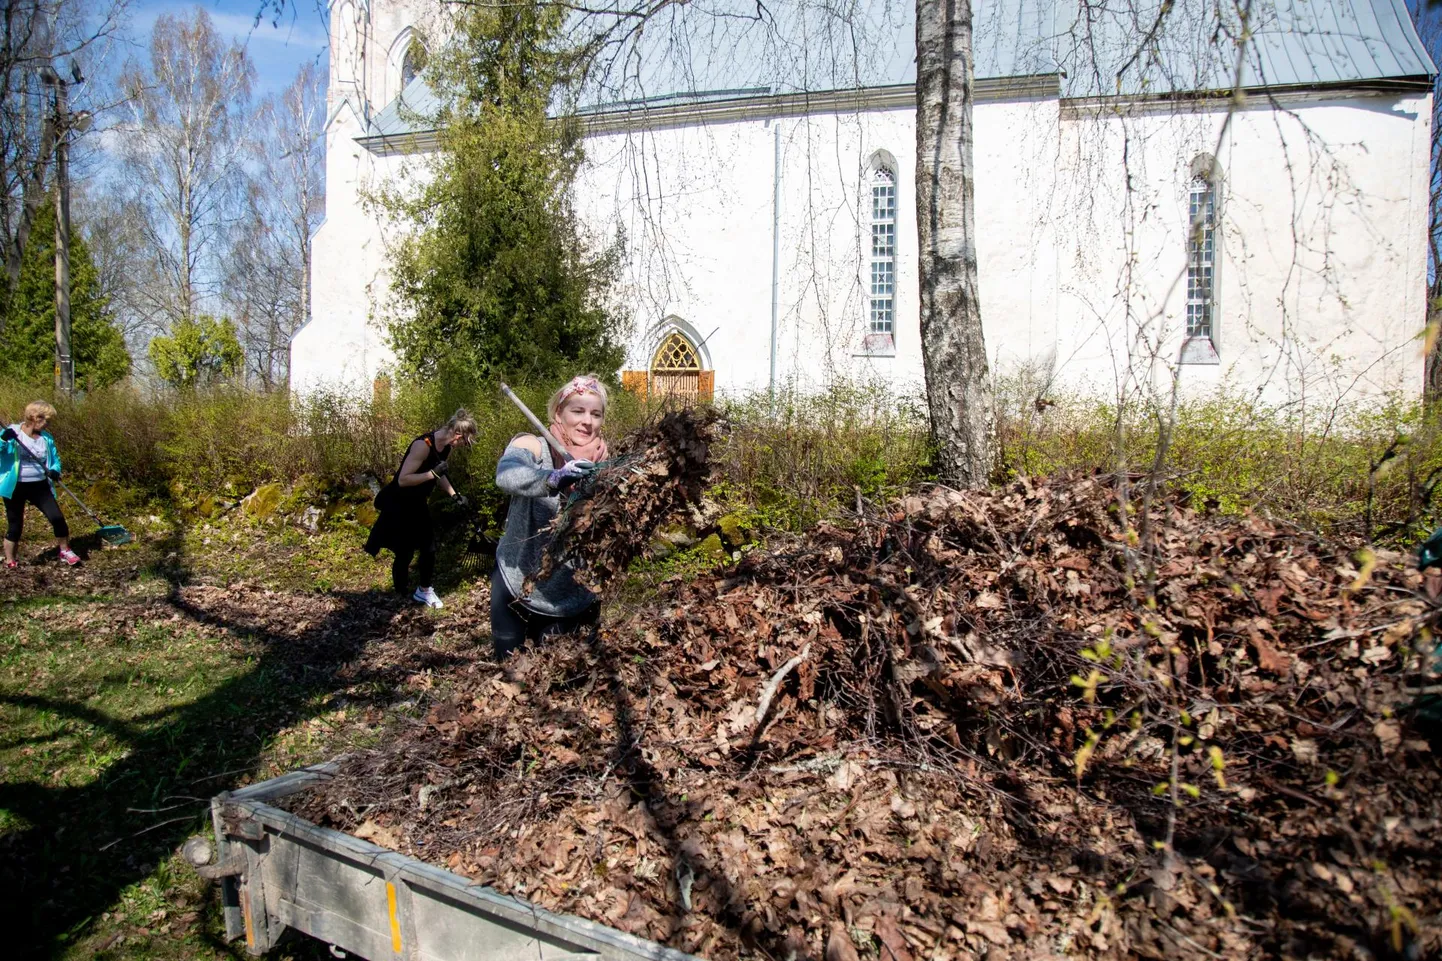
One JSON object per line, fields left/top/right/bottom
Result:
{"left": 9, "top": 437, "right": 132, "bottom": 546}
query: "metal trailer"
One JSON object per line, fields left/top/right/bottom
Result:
{"left": 186, "top": 762, "right": 699, "bottom": 961}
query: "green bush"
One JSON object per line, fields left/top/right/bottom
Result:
{"left": 147, "top": 316, "right": 244, "bottom": 389}
{"left": 7, "top": 370, "right": 1441, "bottom": 549}
{"left": 714, "top": 379, "right": 933, "bottom": 529}
{"left": 0, "top": 383, "right": 165, "bottom": 510}
{"left": 995, "top": 379, "right": 1442, "bottom": 543}
{"left": 0, "top": 382, "right": 398, "bottom": 509}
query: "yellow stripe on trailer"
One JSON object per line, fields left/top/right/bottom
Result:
{"left": 387, "top": 880, "right": 404, "bottom": 953}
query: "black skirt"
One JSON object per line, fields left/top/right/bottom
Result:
{"left": 363, "top": 488, "right": 433, "bottom": 557}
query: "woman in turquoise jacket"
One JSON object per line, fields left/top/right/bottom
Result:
{"left": 1, "top": 401, "right": 78, "bottom": 568}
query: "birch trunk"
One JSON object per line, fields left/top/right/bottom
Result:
{"left": 916, "top": 0, "right": 994, "bottom": 487}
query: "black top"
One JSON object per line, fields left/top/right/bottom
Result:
{"left": 362, "top": 432, "right": 452, "bottom": 557}
{"left": 392, "top": 431, "right": 450, "bottom": 505}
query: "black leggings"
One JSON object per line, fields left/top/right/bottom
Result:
{"left": 4, "top": 480, "right": 69, "bottom": 542}
{"left": 489, "top": 566, "right": 598, "bottom": 659}
{"left": 392, "top": 540, "right": 435, "bottom": 592}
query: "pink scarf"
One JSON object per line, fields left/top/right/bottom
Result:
{"left": 548, "top": 422, "right": 608, "bottom": 464}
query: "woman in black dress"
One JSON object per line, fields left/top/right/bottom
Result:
{"left": 365, "top": 409, "right": 477, "bottom": 608}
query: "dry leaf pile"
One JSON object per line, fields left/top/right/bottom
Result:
{"left": 291, "top": 476, "right": 1442, "bottom": 961}
{"left": 536, "top": 407, "right": 723, "bottom": 592}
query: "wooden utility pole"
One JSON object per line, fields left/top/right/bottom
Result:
{"left": 54, "top": 76, "right": 72, "bottom": 393}
{"left": 40, "top": 61, "right": 87, "bottom": 393}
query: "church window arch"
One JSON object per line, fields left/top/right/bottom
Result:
{"left": 653, "top": 331, "right": 702, "bottom": 373}
{"left": 1182, "top": 154, "right": 1222, "bottom": 364}
{"left": 401, "top": 37, "right": 428, "bottom": 88}
{"left": 621, "top": 318, "right": 714, "bottom": 403}
{"left": 650, "top": 330, "right": 710, "bottom": 403}
{"left": 387, "top": 28, "right": 429, "bottom": 102}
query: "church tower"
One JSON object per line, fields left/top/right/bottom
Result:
{"left": 327, "top": 0, "right": 435, "bottom": 129}
{"left": 327, "top": 0, "right": 368, "bottom": 121}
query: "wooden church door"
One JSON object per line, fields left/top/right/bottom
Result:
{"left": 622, "top": 331, "right": 713, "bottom": 403}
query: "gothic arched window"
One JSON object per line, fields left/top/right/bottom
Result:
{"left": 400, "top": 38, "right": 428, "bottom": 88}
{"left": 650, "top": 331, "right": 710, "bottom": 404}
{"left": 1186, "top": 174, "right": 1216, "bottom": 341}
{"left": 869, "top": 166, "right": 896, "bottom": 336}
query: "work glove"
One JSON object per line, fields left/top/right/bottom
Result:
{"left": 547, "top": 459, "right": 595, "bottom": 492}
{"left": 46, "top": 469, "right": 60, "bottom": 481}
{"left": 0, "top": 427, "right": 15, "bottom": 442}
{"left": 431, "top": 459, "right": 449, "bottom": 478}
{"left": 451, "top": 493, "right": 469, "bottom": 510}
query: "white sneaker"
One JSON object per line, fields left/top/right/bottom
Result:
{"left": 413, "top": 586, "right": 443, "bottom": 609}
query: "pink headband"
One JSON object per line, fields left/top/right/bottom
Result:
{"left": 558, "top": 376, "right": 602, "bottom": 404}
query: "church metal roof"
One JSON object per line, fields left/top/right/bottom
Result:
{"left": 1055, "top": 0, "right": 1436, "bottom": 97}
{"left": 363, "top": 0, "right": 1434, "bottom": 141}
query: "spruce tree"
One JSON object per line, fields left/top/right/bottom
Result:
{"left": 0, "top": 200, "right": 131, "bottom": 390}
{"left": 377, "top": 1, "right": 624, "bottom": 386}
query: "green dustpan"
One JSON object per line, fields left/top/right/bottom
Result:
{"left": 94, "top": 523, "right": 133, "bottom": 546}
{"left": 1420, "top": 526, "right": 1442, "bottom": 570}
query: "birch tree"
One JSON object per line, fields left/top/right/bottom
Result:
{"left": 227, "top": 61, "right": 325, "bottom": 386}
{"left": 916, "top": 0, "right": 992, "bottom": 486}
{"left": 76, "top": 186, "right": 149, "bottom": 347}
{"left": 117, "top": 9, "right": 254, "bottom": 332}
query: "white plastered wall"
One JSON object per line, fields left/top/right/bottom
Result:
{"left": 292, "top": 110, "right": 408, "bottom": 392}
{"left": 297, "top": 81, "right": 1430, "bottom": 405}
{"left": 295, "top": 0, "right": 446, "bottom": 392}
{"left": 572, "top": 96, "right": 1061, "bottom": 398}
{"left": 1050, "top": 90, "right": 1432, "bottom": 407}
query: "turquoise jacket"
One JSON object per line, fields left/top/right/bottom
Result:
{"left": 0, "top": 427, "right": 62, "bottom": 500}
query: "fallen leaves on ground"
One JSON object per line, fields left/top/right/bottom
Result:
{"left": 290, "top": 475, "right": 1442, "bottom": 960}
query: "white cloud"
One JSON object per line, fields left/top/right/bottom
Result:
{"left": 207, "top": 10, "right": 329, "bottom": 51}
{"left": 127, "top": 3, "right": 329, "bottom": 54}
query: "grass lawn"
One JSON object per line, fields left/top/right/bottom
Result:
{"left": 0, "top": 508, "right": 493, "bottom": 960}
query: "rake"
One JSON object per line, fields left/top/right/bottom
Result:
{"left": 10, "top": 439, "right": 132, "bottom": 546}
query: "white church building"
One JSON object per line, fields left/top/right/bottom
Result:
{"left": 292, "top": 0, "right": 1437, "bottom": 407}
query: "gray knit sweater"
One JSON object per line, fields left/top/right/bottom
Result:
{"left": 494, "top": 439, "right": 596, "bottom": 617}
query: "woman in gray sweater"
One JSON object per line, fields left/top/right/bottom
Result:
{"left": 491, "top": 375, "right": 609, "bottom": 658}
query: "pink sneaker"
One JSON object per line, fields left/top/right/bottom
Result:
{"left": 4, "top": 560, "right": 15, "bottom": 570}
{"left": 59, "top": 549, "right": 80, "bottom": 566}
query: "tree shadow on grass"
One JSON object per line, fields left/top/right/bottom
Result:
{"left": 0, "top": 517, "right": 481, "bottom": 959}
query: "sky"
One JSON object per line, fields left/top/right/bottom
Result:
{"left": 1407, "top": 0, "right": 1442, "bottom": 56}
{"left": 123, "top": 0, "right": 331, "bottom": 97}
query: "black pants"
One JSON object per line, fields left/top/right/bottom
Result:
{"left": 4, "top": 480, "right": 69, "bottom": 542}
{"left": 392, "top": 539, "right": 436, "bottom": 593}
{"left": 490, "top": 566, "right": 598, "bottom": 659}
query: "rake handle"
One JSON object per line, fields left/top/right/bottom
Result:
{"left": 55, "top": 478, "right": 106, "bottom": 526}
{"left": 499, "top": 383, "right": 574, "bottom": 462}
{"left": 6, "top": 433, "right": 106, "bottom": 525}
